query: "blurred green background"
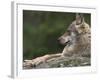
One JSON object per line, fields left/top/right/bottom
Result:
{"left": 23, "top": 10, "right": 91, "bottom": 60}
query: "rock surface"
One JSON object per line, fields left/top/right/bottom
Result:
{"left": 23, "top": 51, "right": 90, "bottom": 69}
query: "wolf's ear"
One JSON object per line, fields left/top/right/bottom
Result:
{"left": 76, "top": 13, "right": 84, "bottom": 25}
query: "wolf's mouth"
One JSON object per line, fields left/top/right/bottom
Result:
{"left": 65, "top": 40, "right": 71, "bottom": 45}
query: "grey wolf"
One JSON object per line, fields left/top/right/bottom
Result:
{"left": 58, "top": 13, "right": 91, "bottom": 57}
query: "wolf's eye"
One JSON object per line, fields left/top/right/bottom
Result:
{"left": 67, "top": 30, "right": 71, "bottom": 35}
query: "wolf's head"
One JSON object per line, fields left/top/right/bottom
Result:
{"left": 58, "top": 13, "right": 90, "bottom": 45}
